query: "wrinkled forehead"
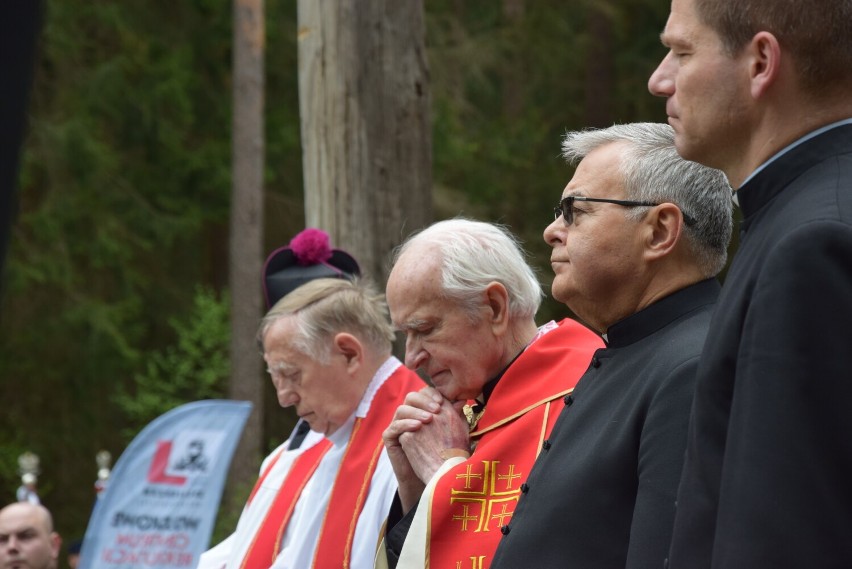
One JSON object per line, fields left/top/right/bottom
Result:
{"left": 391, "top": 243, "right": 443, "bottom": 282}
{"left": 387, "top": 252, "right": 445, "bottom": 318}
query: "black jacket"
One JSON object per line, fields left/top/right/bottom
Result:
{"left": 491, "top": 279, "right": 720, "bottom": 569}
{"left": 669, "top": 123, "right": 852, "bottom": 568}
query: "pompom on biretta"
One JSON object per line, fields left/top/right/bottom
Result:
{"left": 289, "top": 228, "right": 333, "bottom": 266}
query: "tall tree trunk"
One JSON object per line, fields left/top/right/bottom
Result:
{"left": 228, "top": 0, "right": 265, "bottom": 501}
{"left": 501, "top": 0, "right": 528, "bottom": 233}
{"left": 0, "top": 1, "right": 41, "bottom": 280}
{"left": 297, "top": 0, "right": 432, "bottom": 287}
{"left": 584, "top": 4, "right": 614, "bottom": 128}
{"left": 502, "top": 0, "right": 525, "bottom": 120}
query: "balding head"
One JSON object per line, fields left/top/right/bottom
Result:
{"left": 0, "top": 502, "right": 61, "bottom": 569}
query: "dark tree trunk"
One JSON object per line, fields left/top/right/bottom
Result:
{"left": 227, "top": 0, "right": 265, "bottom": 502}
{"left": 584, "top": 5, "right": 614, "bottom": 128}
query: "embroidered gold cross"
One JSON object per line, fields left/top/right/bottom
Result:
{"left": 449, "top": 460, "right": 522, "bottom": 532}
{"left": 456, "top": 464, "right": 483, "bottom": 489}
{"left": 490, "top": 502, "right": 514, "bottom": 526}
{"left": 452, "top": 503, "right": 479, "bottom": 532}
{"left": 496, "top": 464, "right": 521, "bottom": 490}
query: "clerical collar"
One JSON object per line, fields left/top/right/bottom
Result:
{"left": 738, "top": 118, "right": 852, "bottom": 191}
{"left": 737, "top": 122, "right": 852, "bottom": 227}
{"left": 604, "top": 279, "right": 720, "bottom": 349}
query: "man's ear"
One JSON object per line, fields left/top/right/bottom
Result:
{"left": 748, "top": 31, "right": 782, "bottom": 99}
{"left": 484, "top": 282, "right": 511, "bottom": 335}
{"left": 643, "top": 203, "right": 683, "bottom": 261}
{"left": 334, "top": 332, "right": 364, "bottom": 371}
{"left": 50, "top": 533, "right": 62, "bottom": 561}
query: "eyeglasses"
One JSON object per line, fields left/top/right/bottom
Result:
{"left": 553, "top": 196, "right": 696, "bottom": 226}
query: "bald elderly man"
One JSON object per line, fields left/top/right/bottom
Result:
{"left": 0, "top": 502, "right": 62, "bottom": 569}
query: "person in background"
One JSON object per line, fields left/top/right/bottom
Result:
{"left": 65, "top": 539, "right": 81, "bottom": 568}
{"left": 489, "top": 123, "right": 732, "bottom": 569}
{"left": 0, "top": 502, "right": 62, "bottom": 569}
{"left": 198, "top": 230, "right": 423, "bottom": 569}
{"left": 648, "top": 0, "right": 852, "bottom": 566}
{"left": 378, "top": 218, "right": 602, "bottom": 568}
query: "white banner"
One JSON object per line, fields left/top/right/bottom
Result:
{"left": 77, "top": 400, "right": 252, "bottom": 569}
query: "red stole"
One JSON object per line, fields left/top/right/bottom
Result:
{"left": 427, "top": 319, "right": 602, "bottom": 569}
{"left": 241, "top": 365, "right": 423, "bottom": 569}
{"left": 241, "top": 440, "right": 332, "bottom": 569}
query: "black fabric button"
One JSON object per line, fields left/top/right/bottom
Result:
{"left": 501, "top": 525, "right": 511, "bottom": 535}
{"left": 564, "top": 394, "right": 574, "bottom": 406}
{"left": 591, "top": 357, "right": 601, "bottom": 368}
{"left": 520, "top": 483, "right": 529, "bottom": 493}
{"left": 542, "top": 439, "right": 551, "bottom": 450}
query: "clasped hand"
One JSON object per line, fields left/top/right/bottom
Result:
{"left": 382, "top": 386, "right": 471, "bottom": 512}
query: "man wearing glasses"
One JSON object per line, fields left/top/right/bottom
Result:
{"left": 490, "top": 122, "right": 733, "bottom": 569}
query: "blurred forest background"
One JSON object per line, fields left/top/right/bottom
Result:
{"left": 0, "top": 0, "right": 693, "bottom": 552}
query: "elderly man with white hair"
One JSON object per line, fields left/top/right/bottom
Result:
{"left": 378, "top": 218, "right": 603, "bottom": 568}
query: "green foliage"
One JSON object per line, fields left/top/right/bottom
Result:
{"left": 115, "top": 287, "right": 230, "bottom": 440}
{"left": 1, "top": 0, "right": 246, "bottom": 542}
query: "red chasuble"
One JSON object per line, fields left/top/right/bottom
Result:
{"left": 241, "top": 365, "right": 423, "bottom": 569}
{"left": 426, "top": 319, "right": 602, "bottom": 569}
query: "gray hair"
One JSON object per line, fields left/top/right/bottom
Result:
{"left": 393, "top": 218, "right": 543, "bottom": 320}
{"left": 562, "top": 122, "right": 733, "bottom": 277}
{"left": 257, "top": 277, "right": 394, "bottom": 363}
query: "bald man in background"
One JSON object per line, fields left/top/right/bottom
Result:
{"left": 0, "top": 501, "right": 62, "bottom": 569}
